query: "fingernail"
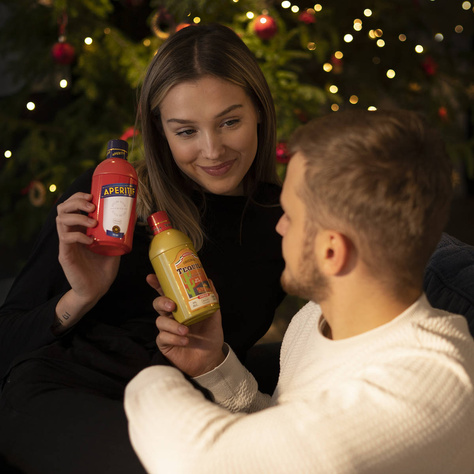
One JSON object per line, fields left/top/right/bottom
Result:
{"left": 165, "top": 302, "right": 174, "bottom": 311}
{"left": 178, "top": 325, "right": 187, "bottom": 335}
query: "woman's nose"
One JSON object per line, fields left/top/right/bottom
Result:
{"left": 201, "top": 132, "right": 225, "bottom": 160}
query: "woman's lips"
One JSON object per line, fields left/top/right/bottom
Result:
{"left": 199, "top": 160, "right": 235, "bottom": 177}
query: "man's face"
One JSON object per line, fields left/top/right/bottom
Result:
{"left": 276, "top": 153, "right": 329, "bottom": 302}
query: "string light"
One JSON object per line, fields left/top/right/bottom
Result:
{"left": 364, "top": 9, "right": 372, "bottom": 17}
{"left": 59, "top": 79, "right": 68, "bottom": 88}
{"left": 307, "top": 42, "right": 316, "bottom": 50}
{"left": 26, "top": 102, "right": 35, "bottom": 111}
{"left": 349, "top": 95, "right": 359, "bottom": 104}
{"left": 281, "top": 1, "right": 291, "bottom": 8}
{"left": 331, "top": 104, "right": 340, "bottom": 111}
{"left": 344, "top": 34, "right": 354, "bottom": 43}
{"left": 434, "top": 33, "right": 444, "bottom": 42}
{"left": 246, "top": 11, "right": 254, "bottom": 19}
{"left": 455, "top": 25, "right": 464, "bottom": 33}
{"left": 193, "top": 17, "right": 201, "bottom": 23}
{"left": 462, "top": 1, "right": 471, "bottom": 10}
{"left": 323, "top": 63, "right": 333, "bottom": 72}
{"left": 386, "top": 69, "right": 396, "bottom": 79}
{"left": 329, "top": 85, "right": 338, "bottom": 94}
{"left": 4, "top": 150, "right": 12, "bottom": 159}
{"left": 353, "top": 19, "right": 363, "bottom": 31}
{"left": 415, "top": 44, "right": 424, "bottom": 53}
{"left": 399, "top": 34, "right": 407, "bottom": 42}
{"left": 291, "top": 5, "right": 299, "bottom": 13}
{"left": 84, "top": 37, "right": 93, "bottom": 45}
{"left": 314, "top": 4, "right": 322, "bottom": 12}
{"left": 368, "top": 106, "right": 377, "bottom": 111}
{"left": 377, "top": 39, "right": 385, "bottom": 47}
{"left": 49, "top": 184, "right": 57, "bottom": 193}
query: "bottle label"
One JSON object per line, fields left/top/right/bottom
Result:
{"left": 173, "top": 249, "right": 218, "bottom": 310}
{"left": 100, "top": 183, "right": 137, "bottom": 238}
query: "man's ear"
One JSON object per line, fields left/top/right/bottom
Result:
{"left": 315, "top": 230, "right": 352, "bottom": 276}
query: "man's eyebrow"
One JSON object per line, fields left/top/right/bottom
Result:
{"left": 166, "top": 104, "right": 243, "bottom": 124}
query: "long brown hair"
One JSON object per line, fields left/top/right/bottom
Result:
{"left": 135, "top": 23, "right": 279, "bottom": 249}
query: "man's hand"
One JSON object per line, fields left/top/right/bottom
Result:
{"left": 148, "top": 274, "right": 225, "bottom": 377}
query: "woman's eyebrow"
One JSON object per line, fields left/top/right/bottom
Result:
{"left": 166, "top": 104, "right": 243, "bottom": 124}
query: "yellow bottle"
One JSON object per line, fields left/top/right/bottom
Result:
{"left": 147, "top": 211, "right": 220, "bottom": 325}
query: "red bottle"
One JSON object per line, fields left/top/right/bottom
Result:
{"left": 87, "top": 139, "right": 138, "bottom": 256}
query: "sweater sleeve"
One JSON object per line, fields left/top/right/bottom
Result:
{"left": 0, "top": 169, "right": 94, "bottom": 380}
{"left": 125, "top": 348, "right": 474, "bottom": 474}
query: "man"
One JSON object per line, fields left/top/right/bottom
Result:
{"left": 125, "top": 110, "right": 474, "bottom": 473}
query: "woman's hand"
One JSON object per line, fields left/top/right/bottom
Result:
{"left": 147, "top": 274, "right": 225, "bottom": 377}
{"left": 52, "top": 192, "right": 120, "bottom": 334}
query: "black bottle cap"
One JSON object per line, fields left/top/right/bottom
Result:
{"left": 106, "top": 139, "right": 129, "bottom": 159}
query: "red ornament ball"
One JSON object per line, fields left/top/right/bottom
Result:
{"left": 51, "top": 41, "right": 75, "bottom": 65}
{"left": 299, "top": 9, "right": 316, "bottom": 24}
{"left": 421, "top": 56, "right": 438, "bottom": 76}
{"left": 276, "top": 141, "right": 291, "bottom": 164}
{"left": 254, "top": 15, "right": 278, "bottom": 40}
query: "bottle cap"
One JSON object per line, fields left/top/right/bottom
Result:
{"left": 148, "top": 211, "right": 172, "bottom": 235}
{"left": 106, "top": 139, "right": 129, "bottom": 160}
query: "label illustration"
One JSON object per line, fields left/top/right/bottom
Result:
{"left": 100, "top": 182, "right": 137, "bottom": 238}
{"left": 173, "top": 249, "right": 218, "bottom": 310}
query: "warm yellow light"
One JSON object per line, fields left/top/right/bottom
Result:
{"left": 368, "top": 30, "right": 376, "bottom": 39}
{"left": 193, "top": 17, "right": 201, "bottom": 23}
{"left": 329, "top": 85, "right": 338, "bottom": 94}
{"left": 377, "top": 39, "right": 385, "bottom": 47}
{"left": 323, "top": 63, "right": 333, "bottom": 72}
{"left": 462, "top": 1, "right": 471, "bottom": 10}
{"left": 143, "top": 39, "right": 151, "bottom": 47}
{"left": 399, "top": 34, "right": 407, "bottom": 42}
{"left": 344, "top": 34, "right": 354, "bottom": 43}
{"left": 386, "top": 69, "right": 396, "bottom": 79}
{"left": 49, "top": 184, "right": 57, "bottom": 193}
{"left": 368, "top": 106, "right": 377, "bottom": 111}
{"left": 4, "top": 150, "right": 12, "bottom": 159}
{"left": 59, "top": 79, "right": 68, "bottom": 88}
{"left": 349, "top": 95, "right": 359, "bottom": 104}
{"left": 455, "top": 25, "right": 464, "bottom": 33}
{"left": 334, "top": 51, "right": 343, "bottom": 59}
{"left": 307, "top": 42, "right": 316, "bottom": 50}
{"left": 374, "top": 29, "right": 383, "bottom": 37}
{"left": 434, "top": 33, "right": 444, "bottom": 42}
{"left": 331, "top": 104, "right": 340, "bottom": 112}
{"left": 26, "top": 102, "right": 35, "bottom": 111}
{"left": 84, "top": 37, "right": 93, "bottom": 45}
{"left": 291, "top": 5, "right": 299, "bottom": 12}
{"left": 353, "top": 22, "right": 362, "bottom": 32}
{"left": 314, "top": 4, "right": 322, "bottom": 11}
{"left": 364, "top": 9, "right": 372, "bottom": 17}
{"left": 415, "top": 44, "right": 424, "bottom": 53}
{"left": 281, "top": 0, "right": 291, "bottom": 8}
{"left": 246, "top": 11, "right": 255, "bottom": 19}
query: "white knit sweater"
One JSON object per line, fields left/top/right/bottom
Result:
{"left": 125, "top": 294, "right": 474, "bottom": 473}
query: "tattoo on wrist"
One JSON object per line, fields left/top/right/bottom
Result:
{"left": 63, "top": 311, "right": 71, "bottom": 320}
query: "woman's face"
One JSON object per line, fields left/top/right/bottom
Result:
{"left": 159, "top": 76, "right": 259, "bottom": 196}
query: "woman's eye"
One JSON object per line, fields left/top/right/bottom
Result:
{"left": 176, "top": 129, "right": 196, "bottom": 137}
{"left": 222, "top": 119, "right": 240, "bottom": 127}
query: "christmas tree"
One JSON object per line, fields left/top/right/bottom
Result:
{"left": 0, "top": 0, "right": 473, "bottom": 273}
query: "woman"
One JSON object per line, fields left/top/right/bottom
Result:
{"left": 0, "top": 24, "right": 285, "bottom": 473}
